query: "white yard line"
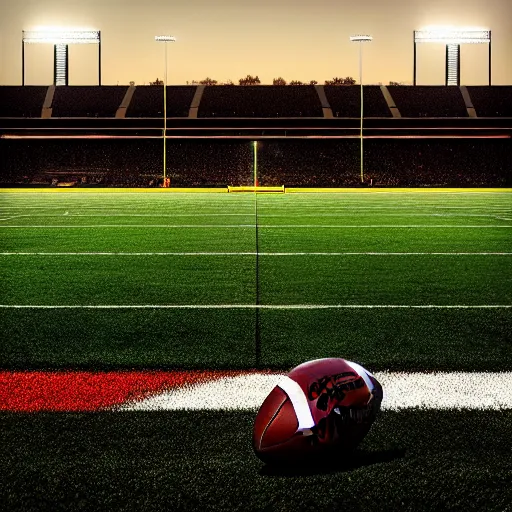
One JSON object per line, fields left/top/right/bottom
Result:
{"left": 116, "top": 371, "right": 512, "bottom": 411}
{"left": 1, "top": 252, "right": 511, "bottom": 256}
{"left": 1, "top": 304, "right": 510, "bottom": 309}
{"left": 0, "top": 224, "right": 257, "bottom": 228}
{"left": 0, "top": 213, "right": 255, "bottom": 218}
{"left": 0, "top": 225, "right": 511, "bottom": 229}
{"left": 1, "top": 212, "right": 507, "bottom": 218}
{"left": 1, "top": 205, "right": 511, "bottom": 211}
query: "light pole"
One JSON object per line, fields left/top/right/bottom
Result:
{"left": 155, "top": 35, "right": 176, "bottom": 187}
{"left": 253, "top": 141, "right": 258, "bottom": 187}
{"left": 350, "top": 35, "right": 372, "bottom": 184}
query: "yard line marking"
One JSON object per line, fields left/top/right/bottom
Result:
{"left": 4, "top": 213, "right": 506, "bottom": 218}
{"left": 0, "top": 225, "right": 511, "bottom": 229}
{"left": 2, "top": 371, "right": 512, "bottom": 412}
{"left": 259, "top": 225, "right": 512, "bottom": 228}
{"left": 0, "top": 224, "right": 257, "bottom": 228}
{"left": 0, "top": 213, "right": 255, "bottom": 218}
{"left": 1, "top": 252, "right": 511, "bottom": 256}
{"left": 1, "top": 205, "right": 511, "bottom": 211}
{"left": 116, "top": 372, "right": 512, "bottom": 411}
{"left": 1, "top": 305, "right": 510, "bottom": 309}
{"left": 0, "top": 215, "right": 29, "bottom": 221}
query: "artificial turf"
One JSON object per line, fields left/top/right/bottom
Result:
{"left": 1, "top": 410, "right": 511, "bottom": 511}
{"left": 1, "top": 189, "right": 511, "bottom": 371}
{"left": 1, "top": 189, "right": 512, "bottom": 511}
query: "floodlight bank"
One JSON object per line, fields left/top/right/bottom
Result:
{"left": 155, "top": 35, "right": 176, "bottom": 42}
{"left": 350, "top": 35, "right": 373, "bottom": 42}
{"left": 22, "top": 30, "right": 100, "bottom": 44}
{"left": 414, "top": 29, "right": 490, "bottom": 44}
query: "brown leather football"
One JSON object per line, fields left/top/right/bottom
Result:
{"left": 253, "top": 358, "right": 383, "bottom": 465}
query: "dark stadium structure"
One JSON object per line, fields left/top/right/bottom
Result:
{"left": 0, "top": 85, "right": 510, "bottom": 187}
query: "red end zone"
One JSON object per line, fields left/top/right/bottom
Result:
{"left": 0, "top": 370, "right": 250, "bottom": 412}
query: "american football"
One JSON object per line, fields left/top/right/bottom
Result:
{"left": 253, "top": 358, "right": 383, "bottom": 465}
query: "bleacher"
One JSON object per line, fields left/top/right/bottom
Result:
{"left": 1, "top": 85, "right": 511, "bottom": 119}
{"left": 324, "top": 86, "right": 392, "bottom": 118}
{"left": 467, "top": 86, "right": 512, "bottom": 117}
{"left": 387, "top": 86, "right": 468, "bottom": 117}
{"left": 126, "top": 86, "right": 197, "bottom": 117}
{"left": 1, "top": 85, "right": 510, "bottom": 188}
{"left": 51, "top": 86, "right": 128, "bottom": 117}
{"left": 197, "top": 86, "right": 323, "bottom": 117}
{"left": 2, "top": 138, "right": 510, "bottom": 188}
{"left": 0, "top": 86, "right": 48, "bottom": 117}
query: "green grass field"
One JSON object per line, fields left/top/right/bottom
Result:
{"left": 1, "top": 188, "right": 511, "bottom": 510}
{"left": 1, "top": 189, "right": 511, "bottom": 371}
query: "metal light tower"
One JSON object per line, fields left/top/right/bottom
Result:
{"left": 413, "top": 29, "right": 491, "bottom": 86}
{"left": 155, "top": 35, "right": 176, "bottom": 187}
{"left": 350, "top": 35, "right": 372, "bottom": 184}
{"left": 22, "top": 29, "right": 101, "bottom": 86}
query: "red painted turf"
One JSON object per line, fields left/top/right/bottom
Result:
{"left": 0, "top": 371, "right": 251, "bottom": 412}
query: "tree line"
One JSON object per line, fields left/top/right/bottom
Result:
{"left": 149, "top": 75, "right": 360, "bottom": 86}
{"left": 148, "top": 75, "right": 404, "bottom": 86}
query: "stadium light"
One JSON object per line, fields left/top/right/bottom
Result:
{"left": 350, "top": 35, "right": 372, "bottom": 184}
{"left": 349, "top": 35, "right": 373, "bottom": 43}
{"left": 22, "top": 29, "right": 101, "bottom": 86}
{"left": 414, "top": 29, "right": 490, "bottom": 44}
{"left": 155, "top": 35, "right": 176, "bottom": 43}
{"left": 413, "top": 28, "right": 491, "bottom": 85}
{"left": 22, "top": 30, "right": 100, "bottom": 44}
{"left": 155, "top": 35, "right": 176, "bottom": 187}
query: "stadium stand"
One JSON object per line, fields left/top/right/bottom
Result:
{"left": 1, "top": 139, "right": 510, "bottom": 188}
{"left": 197, "top": 86, "right": 323, "bottom": 117}
{"left": 363, "top": 139, "right": 511, "bottom": 187}
{"left": 258, "top": 139, "right": 511, "bottom": 187}
{"left": 0, "top": 140, "right": 253, "bottom": 187}
{"left": 1, "top": 86, "right": 510, "bottom": 188}
{"left": 467, "top": 86, "right": 512, "bottom": 117}
{"left": 324, "top": 86, "right": 392, "bottom": 118}
{"left": 125, "top": 86, "right": 197, "bottom": 117}
{"left": 387, "top": 86, "right": 468, "bottom": 117}
{"left": 0, "top": 86, "right": 48, "bottom": 117}
{"left": 51, "top": 86, "right": 129, "bottom": 117}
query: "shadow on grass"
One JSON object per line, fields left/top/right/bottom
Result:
{"left": 259, "top": 447, "right": 406, "bottom": 477}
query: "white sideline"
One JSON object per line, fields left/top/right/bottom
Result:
{"left": 1, "top": 252, "right": 511, "bottom": 256}
{"left": 116, "top": 372, "right": 512, "bottom": 411}
{"left": 1, "top": 304, "right": 511, "bottom": 309}
{"left": 0, "top": 225, "right": 511, "bottom": 229}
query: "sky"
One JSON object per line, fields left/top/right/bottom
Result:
{"left": 0, "top": 0, "right": 511, "bottom": 86}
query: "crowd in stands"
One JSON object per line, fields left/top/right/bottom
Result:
{"left": 51, "top": 86, "right": 128, "bottom": 117}
{"left": 1, "top": 85, "right": 511, "bottom": 118}
{"left": 197, "top": 86, "right": 323, "bottom": 117}
{"left": 0, "top": 86, "right": 48, "bottom": 117}
{"left": 324, "top": 86, "right": 392, "bottom": 117}
{"left": 126, "top": 86, "right": 197, "bottom": 117}
{"left": 387, "top": 86, "right": 469, "bottom": 117}
{"left": 1, "top": 139, "right": 510, "bottom": 188}
{"left": 467, "top": 86, "right": 512, "bottom": 117}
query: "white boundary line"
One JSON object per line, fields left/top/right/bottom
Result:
{"left": 1, "top": 213, "right": 509, "bottom": 217}
{"left": 1, "top": 206, "right": 511, "bottom": 211}
{"left": 0, "top": 225, "right": 511, "bottom": 229}
{"left": 117, "top": 372, "right": 512, "bottom": 411}
{"left": 1, "top": 252, "right": 511, "bottom": 256}
{"left": 1, "top": 304, "right": 510, "bottom": 309}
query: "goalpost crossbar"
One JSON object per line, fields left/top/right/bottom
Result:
{"left": 227, "top": 186, "right": 285, "bottom": 193}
